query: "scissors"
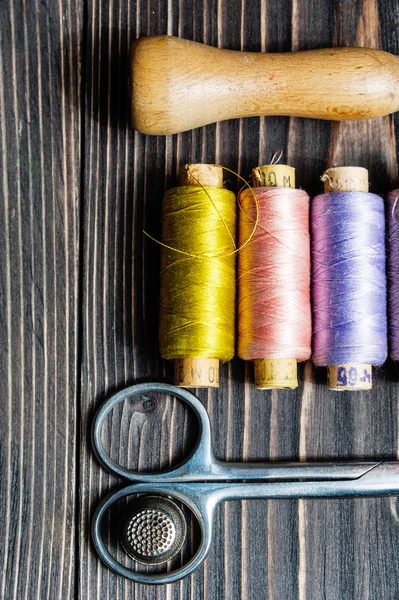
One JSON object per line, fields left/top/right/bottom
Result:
{"left": 91, "top": 382, "right": 399, "bottom": 585}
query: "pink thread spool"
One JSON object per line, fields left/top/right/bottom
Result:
{"left": 237, "top": 164, "right": 311, "bottom": 389}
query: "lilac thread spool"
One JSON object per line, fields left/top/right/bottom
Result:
{"left": 387, "top": 190, "right": 399, "bottom": 360}
{"left": 311, "top": 167, "right": 387, "bottom": 391}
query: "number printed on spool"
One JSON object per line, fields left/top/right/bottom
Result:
{"left": 252, "top": 164, "right": 295, "bottom": 189}
{"left": 254, "top": 358, "right": 298, "bottom": 390}
{"left": 321, "top": 167, "right": 369, "bottom": 193}
{"left": 174, "top": 358, "right": 219, "bottom": 388}
{"left": 257, "top": 170, "right": 293, "bottom": 188}
{"left": 327, "top": 364, "right": 372, "bottom": 391}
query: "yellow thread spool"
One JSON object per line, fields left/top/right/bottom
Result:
{"left": 321, "top": 166, "right": 372, "bottom": 391}
{"left": 159, "top": 164, "right": 236, "bottom": 388}
{"left": 249, "top": 164, "right": 300, "bottom": 389}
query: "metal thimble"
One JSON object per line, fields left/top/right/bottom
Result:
{"left": 120, "top": 495, "right": 187, "bottom": 565}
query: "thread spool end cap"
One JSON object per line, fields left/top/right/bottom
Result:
{"left": 321, "top": 167, "right": 369, "bottom": 193}
{"left": 327, "top": 364, "right": 372, "bottom": 391}
{"left": 254, "top": 358, "right": 298, "bottom": 389}
{"left": 174, "top": 358, "right": 219, "bottom": 388}
{"left": 252, "top": 164, "right": 295, "bottom": 188}
{"left": 179, "top": 164, "right": 223, "bottom": 188}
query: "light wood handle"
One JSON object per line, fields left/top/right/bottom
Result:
{"left": 130, "top": 36, "right": 399, "bottom": 135}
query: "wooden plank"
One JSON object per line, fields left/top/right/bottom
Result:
{"left": 0, "top": 1, "right": 81, "bottom": 599}
{"left": 80, "top": 1, "right": 399, "bottom": 600}
{"left": 290, "top": 1, "right": 399, "bottom": 599}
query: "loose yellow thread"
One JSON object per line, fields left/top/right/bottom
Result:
{"left": 159, "top": 185, "right": 237, "bottom": 361}
{"left": 144, "top": 166, "right": 259, "bottom": 257}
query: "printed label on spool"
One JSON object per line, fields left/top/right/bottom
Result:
{"left": 174, "top": 358, "right": 219, "bottom": 388}
{"left": 254, "top": 358, "right": 298, "bottom": 390}
{"left": 327, "top": 364, "right": 372, "bottom": 391}
{"left": 321, "top": 167, "right": 368, "bottom": 193}
{"left": 252, "top": 164, "right": 295, "bottom": 188}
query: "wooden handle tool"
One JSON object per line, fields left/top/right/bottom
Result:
{"left": 130, "top": 35, "right": 399, "bottom": 135}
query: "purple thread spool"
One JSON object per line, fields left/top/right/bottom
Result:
{"left": 311, "top": 167, "right": 387, "bottom": 391}
{"left": 387, "top": 190, "right": 399, "bottom": 360}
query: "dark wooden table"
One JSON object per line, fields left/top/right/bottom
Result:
{"left": 2, "top": 0, "right": 399, "bottom": 598}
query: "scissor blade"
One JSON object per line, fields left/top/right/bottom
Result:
{"left": 211, "top": 460, "right": 382, "bottom": 482}
{"left": 127, "top": 460, "right": 385, "bottom": 483}
{"left": 218, "top": 461, "right": 399, "bottom": 501}
{"left": 123, "top": 462, "right": 399, "bottom": 503}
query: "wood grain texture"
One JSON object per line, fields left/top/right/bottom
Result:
{"left": 2, "top": 0, "right": 399, "bottom": 599}
{"left": 0, "top": 1, "right": 81, "bottom": 599}
{"left": 131, "top": 37, "right": 399, "bottom": 134}
{"left": 80, "top": 1, "right": 399, "bottom": 599}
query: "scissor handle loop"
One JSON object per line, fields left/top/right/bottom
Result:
{"left": 91, "top": 483, "right": 213, "bottom": 584}
{"left": 92, "top": 382, "right": 214, "bottom": 481}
